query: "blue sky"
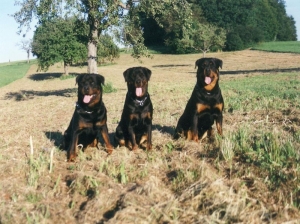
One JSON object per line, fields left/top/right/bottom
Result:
{"left": 0, "top": 0, "right": 299, "bottom": 63}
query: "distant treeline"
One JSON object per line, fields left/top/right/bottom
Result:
{"left": 140, "top": 0, "right": 297, "bottom": 53}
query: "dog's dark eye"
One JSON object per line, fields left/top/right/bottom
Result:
{"left": 91, "top": 81, "right": 95, "bottom": 85}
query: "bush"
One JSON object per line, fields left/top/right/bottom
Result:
{"left": 225, "top": 32, "right": 244, "bottom": 51}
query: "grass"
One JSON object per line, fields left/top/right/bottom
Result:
{"left": 221, "top": 73, "right": 300, "bottom": 112}
{"left": 0, "top": 49, "right": 300, "bottom": 223}
{"left": 0, "top": 61, "right": 33, "bottom": 87}
{"left": 252, "top": 41, "right": 300, "bottom": 54}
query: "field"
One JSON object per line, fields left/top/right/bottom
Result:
{"left": 0, "top": 61, "right": 33, "bottom": 88}
{"left": 0, "top": 49, "right": 300, "bottom": 223}
{"left": 252, "top": 41, "right": 300, "bottom": 53}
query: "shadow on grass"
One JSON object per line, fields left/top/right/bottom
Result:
{"left": 45, "top": 130, "right": 116, "bottom": 151}
{"left": 4, "top": 88, "right": 77, "bottom": 101}
{"left": 221, "top": 67, "right": 300, "bottom": 75}
{"left": 152, "top": 64, "right": 192, "bottom": 68}
{"left": 153, "top": 63, "right": 300, "bottom": 74}
{"left": 45, "top": 131, "right": 64, "bottom": 150}
{"left": 153, "top": 124, "right": 174, "bottom": 136}
{"left": 28, "top": 72, "right": 80, "bottom": 81}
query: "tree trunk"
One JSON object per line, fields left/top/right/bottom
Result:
{"left": 64, "top": 62, "right": 69, "bottom": 76}
{"left": 27, "top": 49, "right": 30, "bottom": 64}
{"left": 87, "top": 39, "right": 98, "bottom": 74}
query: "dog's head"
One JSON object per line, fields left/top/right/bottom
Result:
{"left": 195, "top": 58, "right": 223, "bottom": 91}
{"left": 76, "top": 73, "right": 105, "bottom": 107}
{"left": 123, "top": 67, "right": 152, "bottom": 98}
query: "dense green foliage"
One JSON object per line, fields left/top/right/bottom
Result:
{"left": 32, "top": 18, "right": 87, "bottom": 74}
{"left": 141, "top": 0, "right": 297, "bottom": 53}
{"left": 198, "top": 0, "right": 297, "bottom": 50}
{"left": 138, "top": 1, "right": 226, "bottom": 54}
{"left": 0, "top": 61, "right": 32, "bottom": 87}
{"left": 32, "top": 18, "right": 120, "bottom": 73}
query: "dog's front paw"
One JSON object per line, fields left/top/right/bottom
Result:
{"left": 67, "top": 153, "right": 77, "bottom": 162}
{"left": 106, "top": 146, "right": 113, "bottom": 155}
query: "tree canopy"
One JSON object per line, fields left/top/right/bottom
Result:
{"left": 140, "top": 0, "right": 297, "bottom": 52}
{"left": 32, "top": 18, "right": 87, "bottom": 75}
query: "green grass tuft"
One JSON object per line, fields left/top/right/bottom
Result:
{"left": 102, "top": 82, "right": 117, "bottom": 93}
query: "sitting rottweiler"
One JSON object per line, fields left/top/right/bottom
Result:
{"left": 63, "top": 73, "right": 113, "bottom": 161}
{"left": 174, "top": 58, "right": 224, "bottom": 141}
{"left": 114, "top": 67, "right": 153, "bottom": 151}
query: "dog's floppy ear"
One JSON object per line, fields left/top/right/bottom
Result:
{"left": 123, "top": 68, "right": 133, "bottom": 82}
{"left": 76, "top": 74, "right": 84, "bottom": 85}
{"left": 143, "top": 67, "right": 152, "bottom": 81}
{"left": 195, "top": 58, "right": 206, "bottom": 69}
{"left": 96, "top": 74, "right": 105, "bottom": 85}
{"left": 214, "top": 58, "right": 223, "bottom": 69}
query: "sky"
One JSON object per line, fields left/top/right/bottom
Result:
{"left": 0, "top": 0, "right": 299, "bottom": 63}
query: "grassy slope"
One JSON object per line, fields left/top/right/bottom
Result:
{"left": 0, "top": 61, "right": 33, "bottom": 87}
{"left": 252, "top": 41, "right": 300, "bottom": 53}
{"left": 0, "top": 49, "right": 299, "bottom": 223}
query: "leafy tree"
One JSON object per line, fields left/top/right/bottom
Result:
{"left": 191, "top": 23, "right": 226, "bottom": 57}
{"left": 197, "top": 0, "right": 297, "bottom": 50}
{"left": 138, "top": 0, "right": 226, "bottom": 54}
{"left": 272, "top": 0, "right": 297, "bottom": 41}
{"left": 97, "top": 34, "right": 120, "bottom": 64}
{"left": 32, "top": 18, "right": 87, "bottom": 75}
{"left": 17, "top": 39, "right": 32, "bottom": 63}
{"left": 13, "top": 0, "right": 146, "bottom": 73}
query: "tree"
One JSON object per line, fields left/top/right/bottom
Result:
{"left": 32, "top": 18, "right": 87, "bottom": 75}
{"left": 17, "top": 39, "right": 32, "bottom": 63}
{"left": 191, "top": 23, "right": 226, "bottom": 57}
{"left": 13, "top": 0, "right": 156, "bottom": 73}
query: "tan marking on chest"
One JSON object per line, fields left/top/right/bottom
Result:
{"left": 197, "top": 103, "right": 210, "bottom": 113}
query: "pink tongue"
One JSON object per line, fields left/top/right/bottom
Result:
{"left": 136, "top": 88, "right": 142, "bottom": 97}
{"left": 83, "top": 95, "right": 92, "bottom": 103}
{"left": 205, "top": 77, "right": 212, "bottom": 84}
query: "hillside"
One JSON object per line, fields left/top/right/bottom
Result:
{"left": 0, "top": 50, "right": 299, "bottom": 223}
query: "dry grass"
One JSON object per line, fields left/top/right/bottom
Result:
{"left": 0, "top": 50, "right": 300, "bottom": 223}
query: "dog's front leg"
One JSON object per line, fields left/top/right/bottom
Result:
{"left": 146, "top": 121, "right": 152, "bottom": 151}
{"left": 128, "top": 116, "right": 138, "bottom": 151}
{"left": 216, "top": 113, "right": 223, "bottom": 136}
{"left": 191, "top": 114, "right": 199, "bottom": 142}
{"left": 99, "top": 124, "right": 113, "bottom": 154}
{"left": 67, "top": 130, "right": 80, "bottom": 162}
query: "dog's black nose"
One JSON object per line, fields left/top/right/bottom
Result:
{"left": 135, "top": 79, "right": 142, "bottom": 85}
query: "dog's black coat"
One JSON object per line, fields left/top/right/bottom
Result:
{"left": 115, "top": 67, "right": 153, "bottom": 151}
{"left": 174, "top": 58, "right": 224, "bottom": 141}
{"left": 63, "top": 73, "right": 113, "bottom": 161}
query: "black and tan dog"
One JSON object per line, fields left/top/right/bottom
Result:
{"left": 174, "top": 58, "right": 224, "bottom": 141}
{"left": 115, "top": 67, "right": 153, "bottom": 151}
{"left": 63, "top": 73, "right": 113, "bottom": 161}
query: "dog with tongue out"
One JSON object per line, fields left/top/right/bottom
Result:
{"left": 115, "top": 67, "right": 153, "bottom": 151}
{"left": 174, "top": 57, "right": 224, "bottom": 142}
{"left": 63, "top": 73, "right": 113, "bottom": 162}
